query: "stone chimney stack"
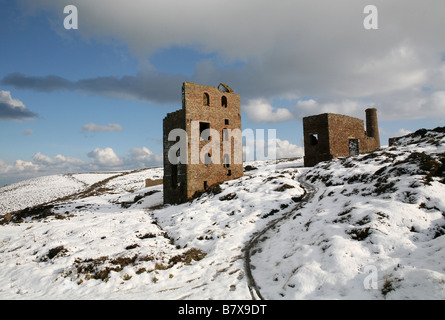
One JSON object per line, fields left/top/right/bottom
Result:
{"left": 365, "top": 108, "right": 380, "bottom": 148}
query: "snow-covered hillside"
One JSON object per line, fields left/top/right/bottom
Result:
{"left": 0, "top": 160, "right": 304, "bottom": 299}
{"left": 0, "top": 127, "right": 444, "bottom": 299}
{"left": 0, "top": 168, "right": 163, "bottom": 215}
{"left": 251, "top": 127, "right": 445, "bottom": 299}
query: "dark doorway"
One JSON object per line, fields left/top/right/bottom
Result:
{"left": 171, "top": 165, "right": 178, "bottom": 188}
{"left": 349, "top": 139, "right": 359, "bottom": 156}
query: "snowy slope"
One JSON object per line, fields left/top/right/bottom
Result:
{"left": 251, "top": 127, "right": 445, "bottom": 299}
{"left": 0, "top": 160, "right": 305, "bottom": 299}
{"left": 0, "top": 168, "right": 164, "bottom": 216}
{"left": 0, "top": 127, "right": 444, "bottom": 299}
{"left": 0, "top": 174, "right": 87, "bottom": 215}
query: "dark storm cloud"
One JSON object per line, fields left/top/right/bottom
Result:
{"left": 0, "top": 91, "right": 38, "bottom": 120}
{"left": 2, "top": 71, "right": 184, "bottom": 104}
{"left": 2, "top": 73, "right": 71, "bottom": 92}
{"left": 0, "top": 102, "right": 37, "bottom": 120}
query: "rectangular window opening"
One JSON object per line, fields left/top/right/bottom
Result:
{"left": 199, "top": 122, "right": 211, "bottom": 141}
{"left": 310, "top": 133, "right": 319, "bottom": 146}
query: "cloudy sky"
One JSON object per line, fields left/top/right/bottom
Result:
{"left": 1, "top": 0, "right": 445, "bottom": 186}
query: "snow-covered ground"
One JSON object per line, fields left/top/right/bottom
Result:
{"left": 0, "top": 174, "right": 87, "bottom": 215}
{"left": 0, "top": 161, "right": 305, "bottom": 299}
{"left": 251, "top": 128, "right": 445, "bottom": 299}
{"left": 0, "top": 127, "right": 444, "bottom": 299}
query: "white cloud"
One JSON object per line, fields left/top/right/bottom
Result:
{"left": 14, "top": 160, "right": 39, "bottom": 173}
{"left": 244, "top": 99, "right": 294, "bottom": 123}
{"left": 0, "top": 153, "right": 87, "bottom": 179}
{"left": 81, "top": 123, "right": 123, "bottom": 132}
{"left": 0, "top": 159, "right": 38, "bottom": 186}
{"left": 129, "top": 147, "right": 162, "bottom": 167}
{"left": 32, "top": 152, "right": 53, "bottom": 165}
{"left": 87, "top": 147, "right": 123, "bottom": 168}
{"left": 293, "top": 99, "right": 365, "bottom": 119}
{"left": 87, "top": 146, "right": 162, "bottom": 169}
{"left": 341, "top": 44, "right": 429, "bottom": 98}
{"left": 396, "top": 128, "right": 413, "bottom": 137}
{"left": 0, "top": 90, "right": 24, "bottom": 108}
{"left": 377, "top": 89, "right": 445, "bottom": 120}
{"left": 275, "top": 139, "right": 304, "bottom": 159}
{"left": 243, "top": 136, "right": 303, "bottom": 161}
{"left": 0, "top": 147, "right": 163, "bottom": 186}
{"left": 32, "top": 152, "right": 86, "bottom": 168}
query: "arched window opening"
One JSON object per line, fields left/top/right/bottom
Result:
{"left": 203, "top": 92, "right": 210, "bottom": 106}
{"left": 221, "top": 96, "right": 227, "bottom": 108}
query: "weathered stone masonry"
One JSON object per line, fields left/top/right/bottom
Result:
{"left": 303, "top": 108, "right": 380, "bottom": 167}
{"left": 163, "top": 82, "right": 243, "bottom": 204}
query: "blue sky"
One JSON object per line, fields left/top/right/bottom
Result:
{"left": 1, "top": 0, "right": 445, "bottom": 186}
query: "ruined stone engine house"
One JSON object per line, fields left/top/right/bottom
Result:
{"left": 303, "top": 108, "right": 380, "bottom": 167}
{"left": 163, "top": 82, "right": 243, "bottom": 204}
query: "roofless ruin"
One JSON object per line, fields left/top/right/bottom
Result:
{"left": 303, "top": 108, "right": 380, "bottom": 167}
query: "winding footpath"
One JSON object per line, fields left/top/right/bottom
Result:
{"left": 243, "top": 171, "right": 316, "bottom": 300}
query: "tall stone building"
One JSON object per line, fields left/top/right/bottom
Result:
{"left": 303, "top": 108, "right": 380, "bottom": 167}
{"left": 163, "top": 82, "right": 243, "bottom": 204}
